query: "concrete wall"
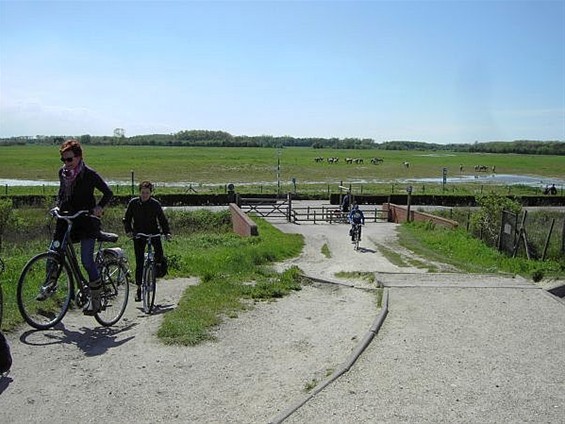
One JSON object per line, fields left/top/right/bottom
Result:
{"left": 382, "top": 203, "right": 458, "bottom": 229}
{"left": 229, "top": 203, "right": 259, "bottom": 236}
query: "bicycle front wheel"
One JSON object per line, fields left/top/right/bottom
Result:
{"left": 142, "top": 262, "right": 156, "bottom": 314}
{"left": 17, "top": 252, "right": 72, "bottom": 330}
{"left": 95, "top": 259, "right": 130, "bottom": 326}
{"left": 353, "top": 226, "right": 361, "bottom": 251}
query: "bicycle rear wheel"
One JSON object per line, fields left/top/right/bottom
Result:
{"left": 17, "top": 252, "right": 72, "bottom": 329}
{"left": 95, "top": 259, "right": 130, "bottom": 326}
{"left": 142, "top": 262, "right": 156, "bottom": 314}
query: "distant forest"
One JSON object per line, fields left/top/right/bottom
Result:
{"left": 1, "top": 130, "right": 563, "bottom": 155}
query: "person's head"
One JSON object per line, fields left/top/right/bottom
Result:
{"left": 139, "top": 180, "right": 154, "bottom": 202}
{"left": 59, "top": 139, "right": 83, "bottom": 170}
{"left": 352, "top": 202, "right": 359, "bottom": 210}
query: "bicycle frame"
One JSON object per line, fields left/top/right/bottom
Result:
{"left": 49, "top": 209, "right": 93, "bottom": 305}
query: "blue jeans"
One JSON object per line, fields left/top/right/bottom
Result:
{"left": 80, "top": 237, "right": 99, "bottom": 282}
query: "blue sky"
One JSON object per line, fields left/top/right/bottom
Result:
{"left": 1, "top": 0, "right": 564, "bottom": 143}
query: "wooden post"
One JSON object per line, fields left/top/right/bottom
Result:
{"left": 541, "top": 218, "right": 555, "bottom": 261}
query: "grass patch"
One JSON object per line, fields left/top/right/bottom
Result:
{"left": 398, "top": 221, "right": 565, "bottom": 280}
{"left": 157, "top": 218, "right": 305, "bottom": 345}
{"left": 321, "top": 243, "right": 331, "bottom": 258}
{"left": 372, "top": 243, "right": 409, "bottom": 267}
{"left": 334, "top": 271, "right": 375, "bottom": 283}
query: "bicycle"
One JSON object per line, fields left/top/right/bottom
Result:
{"left": 133, "top": 233, "right": 165, "bottom": 314}
{"left": 351, "top": 222, "right": 362, "bottom": 251}
{"left": 17, "top": 208, "right": 131, "bottom": 330}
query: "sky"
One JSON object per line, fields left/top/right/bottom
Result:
{"left": 0, "top": 0, "right": 564, "bottom": 144}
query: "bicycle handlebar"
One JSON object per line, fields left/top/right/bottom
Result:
{"left": 133, "top": 233, "right": 163, "bottom": 239}
{"left": 50, "top": 207, "right": 98, "bottom": 221}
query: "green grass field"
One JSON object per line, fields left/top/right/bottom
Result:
{"left": 1, "top": 145, "right": 563, "bottom": 191}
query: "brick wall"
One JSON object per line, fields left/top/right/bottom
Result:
{"left": 229, "top": 203, "right": 259, "bottom": 236}
{"left": 382, "top": 203, "right": 458, "bottom": 229}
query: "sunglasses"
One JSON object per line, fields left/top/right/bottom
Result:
{"left": 60, "top": 156, "right": 75, "bottom": 163}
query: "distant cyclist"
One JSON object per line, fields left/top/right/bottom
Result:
{"left": 348, "top": 203, "right": 365, "bottom": 241}
{"left": 123, "top": 181, "right": 171, "bottom": 302}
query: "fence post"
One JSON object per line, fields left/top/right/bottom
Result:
{"left": 541, "top": 219, "right": 555, "bottom": 261}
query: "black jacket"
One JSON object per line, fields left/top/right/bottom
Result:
{"left": 123, "top": 197, "right": 170, "bottom": 235}
{"left": 57, "top": 164, "right": 113, "bottom": 213}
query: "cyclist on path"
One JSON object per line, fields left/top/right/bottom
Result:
{"left": 348, "top": 203, "right": 365, "bottom": 242}
{"left": 40, "top": 139, "right": 113, "bottom": 315}
{"left": 123, "top": 181, "right": 171, "bottom": 302}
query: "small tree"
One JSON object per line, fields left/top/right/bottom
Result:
{"left": 471, "top": 192, "right": 522, "bottom": 247}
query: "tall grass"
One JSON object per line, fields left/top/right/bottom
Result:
{"left": 398, "top": 221, "right": 564, "bottom": 280}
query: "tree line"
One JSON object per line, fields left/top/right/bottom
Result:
{"left": 1, "top": 131, "right": 563, "bottom": 155}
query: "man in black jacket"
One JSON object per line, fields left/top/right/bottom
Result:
{"left": 123, "top": 181, "right": 171, "bottom": 301}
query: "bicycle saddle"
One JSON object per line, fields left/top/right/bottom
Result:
{"left": 97, "top": 231, "right": 119, "bottom": 243}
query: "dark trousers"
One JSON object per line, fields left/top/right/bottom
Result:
{"left": 133, "top": 237, "right": 164, "bottom": 286}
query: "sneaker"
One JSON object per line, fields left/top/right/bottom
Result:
{"left": 135, "top": 287, "right": 141, "bottom": 302}
{"left": 36, "top": 279, "right": 57, "bottom": 301}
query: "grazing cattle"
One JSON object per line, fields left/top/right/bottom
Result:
{"left": 371, "top": 157, "right": 384, "bottom": 165}
{"left": 345, "top": 157, "right": 353, "bottom": 164}
{"left": 403, "top": 161, "right": 410, "bottom": 168}
{"left": 314, "top": 156, "right": 324, "bottom": 163}
{"left": 474, "top": 165, "right": 488, "bottom": 172}
{"left": 354, "top": 158, "right": 363, "bottom": 164}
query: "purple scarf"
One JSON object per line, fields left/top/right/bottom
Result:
{"left": 61, "top": 160, "right": 85, "bottom": 201}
